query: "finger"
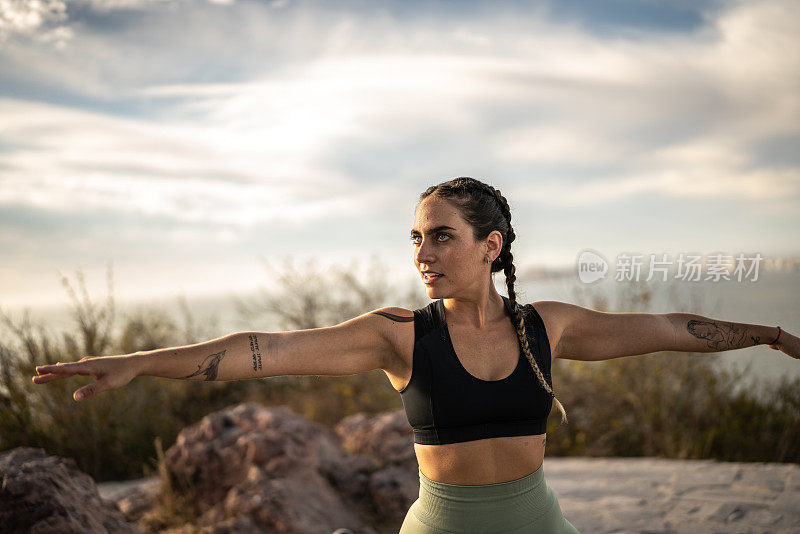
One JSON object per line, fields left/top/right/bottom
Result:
{"left": 74, "top": 379, "right": 111, "bottom": 402}
{"left": 34, "top": 370, "right": 77, "bottom": 379}
{"left": 36, "top": 362, "right": 92, "bottom": 376}
{"left": 32, "top": 373, "right": 70, "bottom": 384}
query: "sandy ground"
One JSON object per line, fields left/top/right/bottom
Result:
{"left": 543, "top": 457, "right": 800, "bottom": 534}
{"left": 98, "top": 457, "right": 800, "bottom": 533}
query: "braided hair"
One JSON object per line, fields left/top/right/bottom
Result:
{"left": 418, "top": 176, "right": 568, "bottom": 426}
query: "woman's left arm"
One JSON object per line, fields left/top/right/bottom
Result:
{"left": 663, "top": 314, "right": 796, "bottom": 356}
{"left": 535, "top": 301, "right": 799, "bottom": 362}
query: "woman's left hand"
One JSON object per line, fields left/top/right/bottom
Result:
{"left": 768, "top": 330, "right": 800, "bottom": 360}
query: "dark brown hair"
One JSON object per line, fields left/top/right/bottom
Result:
{"left": 418, "top": 176, "right": 568, "bottom": 425}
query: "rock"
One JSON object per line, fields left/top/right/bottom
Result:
{"left": 116, "top": 483, "right": 160, "bottom": 523}
{"left": 98, "top": 476, "right": 160, "bottom": 523}
{"left": 335, "top": 409, "right": 419, "bottom": 520}
{"left": 0, "top": 447, "right": 140, "bottom": 534}
{"left": 366, "top": 463, "right": 420, "bottom": 519}
{"left": 335, "top": 410, "right": 414, "bottom": 464}
{"left": 162, "top": 403, "right": 375, "bottom": 533}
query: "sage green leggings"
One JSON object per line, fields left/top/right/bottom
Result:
{"left": 399, "top": 463, "right": 580, "bottom": 533}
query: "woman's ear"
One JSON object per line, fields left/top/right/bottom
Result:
{"left": 486, "top": 230, "right": 503, "bottom": 260}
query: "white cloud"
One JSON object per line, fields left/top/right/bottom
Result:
{"left": 0, "top": 0, "right": 797, "bottom": 304}
{"left": 0, "top": 0, "right": 69, "bottom": 45}
{"left": 80, "top": 0, "right": 180, "bottom": 10}
{"left": 2, "top": 0, "right": 798, "bottom": 219}
{"left": 0, "top": 97, "right": 394, "bottom": 228}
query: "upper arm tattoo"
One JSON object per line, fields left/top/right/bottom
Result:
{"left": 181, "top": 349, "right": 226, "bottom": 381}
{"left": 370, "top": 311, "right": 414, "bottom": 322}
{"left": 686, "top": 320, "right": 748, "bottom": 350}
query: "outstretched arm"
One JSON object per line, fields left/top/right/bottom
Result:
{"left": 32, "top": 306, "right": 411, "bottom": 401}
{"left": 666, "top": 314, "right": 780, "bottom": 352}
{"left": 534, "top": 301, "right": 798, "bottom": 362}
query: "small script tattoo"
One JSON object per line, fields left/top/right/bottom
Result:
{"left": 181, "top": 350, "right": 226, "bottom": 381}
{"left": 542, "top": 436, "right": 547, "bottom": 447}
{"left": 370, "top": 311, "right": 414, "bottom": 322}
{"left": 249, "top": 334, "right": 263, "bottom": 372}
{"left": 686, "top": 320, "right": 750, "bottom": 350}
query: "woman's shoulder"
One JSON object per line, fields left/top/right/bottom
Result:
{"left": 522, "top": 299, "right": 573, "bottom": 319}
{"left": 370, "top": 306, "right": 415, "bottom": 321}
{"left": 368, "top": 306, "right": 416, "bottom": 392}
{"left": 520, "top": 300, "right": 576, "bottom": 361}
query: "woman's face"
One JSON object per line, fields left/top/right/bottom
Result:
{"left": 411, "top": 196, "right": 497, "bottom": 298}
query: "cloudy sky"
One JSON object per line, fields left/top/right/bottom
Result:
{"left": 1, "top": 0, "right": 798, "bottom": 310}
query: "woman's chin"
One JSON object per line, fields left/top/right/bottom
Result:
{"left": 425, "top": 286, "right": 446, "bottom": 297}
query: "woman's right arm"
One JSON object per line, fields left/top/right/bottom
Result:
{"left": 32, "top": 306, "right": 410, "bottom": 402}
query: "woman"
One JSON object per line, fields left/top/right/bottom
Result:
{"left": 33, "top": 177, "right": 798, "bottom": 533}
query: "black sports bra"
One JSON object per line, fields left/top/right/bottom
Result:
{"left": 399, "top": 296, "right": 554, "bottom": 445}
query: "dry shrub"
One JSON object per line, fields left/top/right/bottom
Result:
{"left": 2, "top": 263, "right": 797, "bottom": 489}
{"left": 543, "top": 279, "right": 800, "bottom": 463}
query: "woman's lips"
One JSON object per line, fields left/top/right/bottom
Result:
{"left": 422, "top": 273, "right": 443, "bottom": 284}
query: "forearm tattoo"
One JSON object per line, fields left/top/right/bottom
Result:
{"left": 181, "top": 350, "right": 226, "bottom": 381}
{"left": 370, "top": 311, "right": 414, "bottom": 322}
{"left": 686, "top": 320, "right": 751, "bottom": 350}
{"left": 249, "top": 334, "right": 263, "bottom": 372}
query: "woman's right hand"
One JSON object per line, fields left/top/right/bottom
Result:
{"left": 768, "top": 329, "right": 799, "bottom": 360}
{"left": 32, "top": 354, "right": 140, "bottom": 402}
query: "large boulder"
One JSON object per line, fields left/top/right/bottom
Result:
{"left": 335, "top": 409, "right": 419, "bottom": 520}
{"left": 162, "top": 403, "right": 378, "bottom": 533}
{"left": 0, "top": 447, "right": 140, "bottom": 534}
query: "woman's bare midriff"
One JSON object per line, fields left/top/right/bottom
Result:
{"left": 414, "top": 434, "right": 546, "bottom": 485}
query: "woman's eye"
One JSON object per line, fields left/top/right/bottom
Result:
{"left": 410, "top": 234, "right": 450, "bottom": 244}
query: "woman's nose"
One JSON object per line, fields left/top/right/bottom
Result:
{"left": 415, "top": 241, "right": 435, "bottom": 265}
